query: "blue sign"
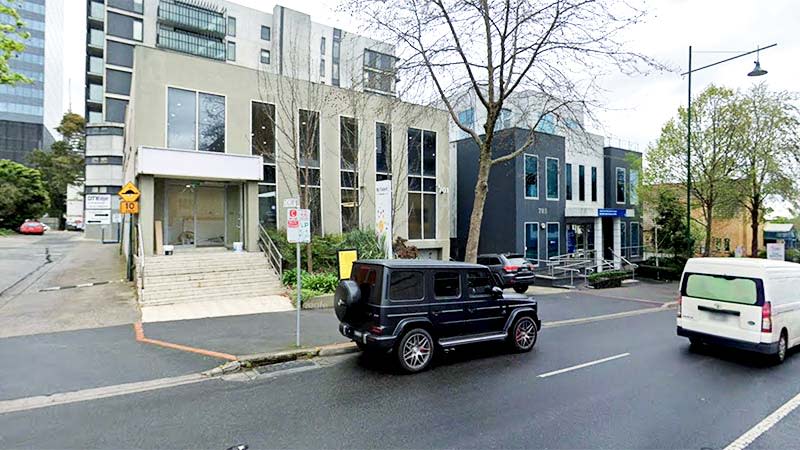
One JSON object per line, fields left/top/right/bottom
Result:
{"left": 598, "top": 208, "right": 626, "bottom": 217}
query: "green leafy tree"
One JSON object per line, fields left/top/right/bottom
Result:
{"left": 0, "top": 0, "right": 31, "bottom": 85}
{"left": 28, "top": 113, "right": 86, "bottom": 225}
{"left": 0, "top": 159, "right": 49, "bottom": 229}
{"left": 652, "top": 189, "right": 694, "bottom": 256}
{"left": 646, "top": 85, "right": 745, "bottom": 256}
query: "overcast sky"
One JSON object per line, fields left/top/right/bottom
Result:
{"left": 62, "top": 0, "right": 797, "bottom": 153}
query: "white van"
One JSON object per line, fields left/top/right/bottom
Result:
{"left": 677, "top": 257, "right": 800, "bottom": 363}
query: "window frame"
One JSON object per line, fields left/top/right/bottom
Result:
{"left": 591, "top": 166, "right": 598, "bottom": 202}
{"left": 226, "top": 41, "right": 236, "bottom": 61}
{"left": 227, "top": 16, "right": 236, "bottom": 37}
{"left": 407, "top": 128, "right": 437, "bottom": 240}
{"left": 523, "top": 154, "right": 539, "bottom": 200}
{"left": 578, "top": 165, "right": 586, "bottom": 202}
{"left": 261, "top": 25, "right": 271, "bottom": 41}
{"left": 165, "top": 85, "right": 227, "bottom": 153}
{"left": 375, "top": 121, "right": 392, "bottom": 180}
{"left": 388, "top": 270, "right": 426, "bottom": 302}
{"left": 525, "top": 222, "right": 539, "bottom": 261}
{"left": 546, "top": 222, "right": 560, "bottom": 259}
{"left": 339, "top": 115, "right": 360, "bottom": 233}
{"left": 616, "top": 167, "right": 627, "bottom": 204}
{"left": 545, "top": 157, "right": 559, "bottom": 201}
{"left": 260, "top": 49, "right": 271, "bottom": 65}
{"left": 565, "top": 162, "right": 573, "bottom": 201}
{"left": 433, "top": 271, "right": 462, "bottom": 300}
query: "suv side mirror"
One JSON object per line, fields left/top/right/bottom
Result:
{"left": 491, "top": 286, "right": 504, "bottom": 299}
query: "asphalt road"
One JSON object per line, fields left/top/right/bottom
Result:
{"left": 3, "top": 307, "right": 800, "bottom": 450}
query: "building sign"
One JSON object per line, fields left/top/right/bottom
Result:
{"left": 85, "top": 194, "right": 111, "bottom": 210}
{"left": 767, "top": 243, "right": 785, "bottom": 261}
{"left": 86, "top": 210, "right": 111, "bottom": 225}
{"left": 375, "top": 179, "right": 393, "bottom": 258}
{"left": 286, "top": 208, "right": 311, "bottom": 243}
{"left": 598, "top": 208, "right": 626, "bottom": 217}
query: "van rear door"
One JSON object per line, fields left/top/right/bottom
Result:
{"left": 680, "top": 273, "right": 764, "bottom": 343}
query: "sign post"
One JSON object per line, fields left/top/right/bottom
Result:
{"left": 118, "top": 182, "right": 141, "bottom": 281}
{"left": 286, "top": 207, "right": 311, "bottom": 347}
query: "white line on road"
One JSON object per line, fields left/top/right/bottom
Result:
{"left": 537, "top": 353, "right": 631, "bottom": 378}
{"left": 0, "top": 373, "right": 211, "bottom": 415}
{"left": 542, "top": 306, "right": 671, "bottom": 329}
{"left": 723, "top": 390, "right": 800, "bottom": 450}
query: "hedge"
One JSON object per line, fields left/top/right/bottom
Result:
{"left": 587, "top": 270, "right": 629, "bottom": 289}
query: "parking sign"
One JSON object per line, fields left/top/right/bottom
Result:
{"left": 287, "top": 208, "right": 311, "bottom": 243}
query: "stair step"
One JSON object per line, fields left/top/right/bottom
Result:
{"left": 145, "top": 263, "right": 274, "bottom": 277}
{"left": 141, "top": 286, "right": 287, "bottom": 306}
{"left": 142, "top": 280, "right": 286, "bottom": 301}
{"left": 145, "top": 268, "right": 279, "bottom": 285}
{"left": 144, "top": 279, "right": 282, "bottom": 294}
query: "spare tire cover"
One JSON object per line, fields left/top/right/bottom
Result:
{"left": 334, "top": 280, "right": 362, "bottom": 322}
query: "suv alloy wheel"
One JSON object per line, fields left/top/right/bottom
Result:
{"left": 397, "top": 328, "right": 434, "bottom": 373}
{"left": 509, "top": 316, "right": 538, "bottom": 352}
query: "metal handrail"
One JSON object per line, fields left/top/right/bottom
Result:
{"left": 608, "top": 247, "right": 638, "bottom": 280}
{"left": 259, "top": 224, "right": 283, "bottom": 278}
{"left": 136, "top": 221, "right": 145, "bottom": 292}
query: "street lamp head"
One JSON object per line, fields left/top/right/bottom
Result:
{"left": 748, "top": 60, "right": 768, "bottom": 77}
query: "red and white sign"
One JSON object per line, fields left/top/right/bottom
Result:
{"left": 287, "top": 208, "right": 311, "bottom": 243}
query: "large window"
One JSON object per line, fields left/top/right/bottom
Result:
{"left": 546, "top": 157, "right": 559, "bottom": 200}
{"left": 591, "top": 167, "right": 597, "bottom": 202}
{"left": 251, "top": 101, "right": 275, "bottom": 162}
{"left": 332, "top": 28, "right": 341, "bottom": 86}
{"left": 524, "top": 154, "right": 538, "bottom": 199}
{"left": 108, "top": 12, "right": 142, "bottom": 41}
{"left": 167, "top": 87, "right": 225, "bottom": 152}
{"left": 616, "top": 167, "right": 626, "bottom": 203}
{"left": 578, "top": 165, "right": 585, "bottom": 201}
{"left": 494, "top": 108, "right": 512, "bottom": 131}
{"left": 299, "top": 109, "right": 320, "bottom": 167}
{"left": 364, "top": 49, "right": 396, "bottom": 93}
{"left": 631, "top": 222, "right": 640, "bottom": 257}
{"left": 389, "top": 271, "right": 424, "bottom": 301}
{"left": 300, "top": 168, "right": 322, "bottom": 235}
{"left": 629, "top": 169, "right": 639, "bottom": 205}
{"left": 226, "top": 16, "right": 236, "bottom": 37}
{"left": 408, "top": 128, "right": 436, "bottom": 240}
{"left": 565, "top": 163, "right": 572, "bottom": 201}
{"left": 536, "top": 113, "right": 556, "bottom": 134}
{"left": 157, "top": 26, "right": 225, "bottom": 60}
{"left": 340, "top": 117, "right": 359, "bottom": 232}
{"left": 376, "top": 122, "right": 391, "bottom": 181}
{"left": 620, "top": 221, "right": 628, "bottom": 258}
{"left": 525, "top": 222, "right": 539, "bottom": 261}
{"left": 106, "top": 69, "right": 131, "bottom": 95}
{"left": 105, "top": 98, "right": 128, "bottom": 123}
{"left": 547, "top": 223, "right": 560, "bottom": 259}
{"left": 108, "top": 0, "right": 143, "bottom": 14}
{"left": 261, "top": 26, "right": 271, "bottom": 41}
{"left": 106, "top": 41, "right": 134, "bottom": 68}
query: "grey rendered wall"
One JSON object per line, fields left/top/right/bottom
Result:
{"left": 603, "top": 146, "right": 643, "bottom": 251}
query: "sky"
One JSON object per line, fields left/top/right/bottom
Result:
{"left": 62, "top": 0, "right": 797, "bottom": 152}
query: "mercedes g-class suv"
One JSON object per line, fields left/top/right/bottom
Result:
{"left": 335, "top": 260, "right": 541, "bottom": 373}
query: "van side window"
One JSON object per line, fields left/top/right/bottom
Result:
{"left": 467, "top": 270, "right": 493, "bottom": 298}
{"left": 434, "top": 271, "right": 460, "bottom": 299}
{"left": 389, "top": 271, "right": 424, "bottom": 301}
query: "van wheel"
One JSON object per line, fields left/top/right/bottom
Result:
{"left": 396, "top": 328, "right": 434, "bottom": 373}
{"left": 773, "top": 332, "right": 788, "bottom": 365}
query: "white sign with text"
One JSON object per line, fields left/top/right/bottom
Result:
{"left": 286, "top": 208, "right": 311, "bottom": 243}
{"left": 767, "top": 243, "right": 785, "bottom": 261}
{"left": 375, "top": 180, "right": 393, "bottom": 258}
{"left": 85, "top": 194, "right": 111, "bottom": 210}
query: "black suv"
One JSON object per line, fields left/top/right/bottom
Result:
{"left": 335, "top": 260, "right": 541, "bottom": 373}
{"left": 477, "top": 253, "right": 536, "bottom": 293}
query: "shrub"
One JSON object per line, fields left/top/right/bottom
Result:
{"left": 289, "top": 289, "right": 325, "bottom": 308}
{"left": 266, "top": 228, "right": 386, "bottom": 273}
{"left": 342, "top": 229, "right": 386, "bottom": 260}
{"left": 0, "top": 160, "right": 49, "bottom": 229}
{"left": 587, "top": 270, "right": 629, "bottom": 282}
{"left": 282, "top": 268, "right": 338, "bottom": 294}
{"left": 637, "top": 264, "right": 682, "bottom": 281}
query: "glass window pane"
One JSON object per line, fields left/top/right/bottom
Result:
{"left": 591, "top": 167, "right": 597, "bottom": 202}
{"left": 631, "top": 223, "right": 640, "bottom": 256}
{"left": 167, "top": 88, "right": 196, "bottom": 150}
{"left": 525, "top": 223, "right": 538, "bottom": 260}
{"left": 422, "top": 130, "right": 436, "bottom": 176}
{"left": 565, "top": 163, "right": 572, "bottom": 201}
{"left": 630, "top": 169, "right": 639, "bottom": 205}
{"left": 251, "top": 102, "right": 275, "bottom": 163}
{"left": 407, "top": 128, "right": 421, "bottom": 175}
{"left": 375, "top": 122, "right": 391, "bottom": 174}
{"left": 105, "top": 98, "right": 128, "bottom": 123}
{"left": 260, "top": 49, "right": 270, "bottom": 64}
{"left": 685, "top": 274, "right": 758, "bottom": 305}
{"left": 261, "top": 26, "right": 271, "bottom": 41}
{"left": 620, "top": 221, "right": 628, "bottom": 257}
{"left": 226, "top": 41, "right": 236, "bottom": 60}
{"left": 389, "top": 271, "right": 424, "bottom": 301}
{"left": 341, "top": 189, "right": 358, "bottom": 232}
{"left": 263, "top": 165, "right": 275, "bottom": 184}
{"left": 107, "top": 12, "right": 141, "bottom": 40}
{"left": 525, "top": 155, "right": 538, "bottom": 198}
{"left": 466, "top": 270, "right": 493, "bottom": 298}
{"left": 408, "top": 176, "right": 421, "bottom": 191}
{"left": 434, "top": 272, "right": 460, "bottom": 298}
{"left": 408, "top": 193, "right": 421, "bottom": 240}
{"left": 340, "top": 171, "right": 356, "bottom": 188}
{"left": 258, "top": 184, "right": 276, "bottom": 229}
{"left": 106, "top": 41, "right": 134, "bottom": 68}
{"left": 227, "top": 16, "right": 236, "bottom": 37}
{"left": 299, "top": 110, "right": 320, "bottom": 167}
{"left": 578, "top": 165, "right": 585, "bottom": 201}
{"left": 546, "top": 158, "right": 559, "bottom": 199}
{"left": 423, "top": 178, "right": 436, "bottom": 193}
{"left": 306, "top": 187, "right": 321, "bottom": 235}
{"left": 106, "top": 69, "right": 132, "bottom": 95}
{"left": 198, "top": 93, "right": 225, "bottom": 152}
{"left": 547, "top": 223, "right": 559, "bottom": 259}
{"left": 616, "top": 168, "right": 626, "bottom": 203}
{"left": 423, "top": 193, "right": 436, "bottom": 239}
{"left": 340, "top": 116, "right": 357, "bottom": 170}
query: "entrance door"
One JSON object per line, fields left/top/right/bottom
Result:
{"left": 546, "top": 223, "right": 560, "bottom": 260}
{"left": 165, "top": 184, "right": 195, "bottom": 246}
{"left": 225, "top": 184, "right": 242, "bottom": 247}
{"left": 195, "top": 186, "right": 225, "bottom": 247}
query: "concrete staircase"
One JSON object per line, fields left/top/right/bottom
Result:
{"left": 139, "top": 249, "right": 285, "bottom": 307}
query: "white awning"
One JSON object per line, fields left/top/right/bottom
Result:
{"left": 136, "top": 146, "right": 263, "bottom": 181}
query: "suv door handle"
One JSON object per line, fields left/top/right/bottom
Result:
{"left": 466, "top": 307, "right": 476, "bottom": 314}
{"left": 431, "top": 311, "right": 440, "bottom": 317}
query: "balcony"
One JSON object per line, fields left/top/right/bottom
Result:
{"left": 157, "top": 26, "right": 225, "bottom": 60}
{"left": 157, "top": 0, "right": 226, "bottom": 37}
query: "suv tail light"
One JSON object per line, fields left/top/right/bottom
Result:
{"left": 762, "top": 301, "right": 772, "bottom": 333}
{"left": 503, "top": 265, "right": 519, "bottom": 273}
{"left": 369, "top": 325, "right": 384, "bottom": 335}
{"left": 676, "top": 295, "right": 682, "bottom": 318}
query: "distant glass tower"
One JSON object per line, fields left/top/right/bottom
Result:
{"left": 0, "top": 0, "right": 63, "bottom": 164}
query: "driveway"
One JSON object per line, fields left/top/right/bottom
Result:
{"left": 0, "top": 231, "right": 138, "bottom": 338}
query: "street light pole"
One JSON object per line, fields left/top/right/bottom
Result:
{"left": 681, "top": 43, "right": 776, "bottom": 257}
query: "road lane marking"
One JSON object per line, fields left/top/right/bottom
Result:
{"left": 723, "top": 390, "right": 800, "bottom": 450}
{"left": 542, "top": 306, "right": 671, "bottom": 329}
{"left": 537, "top": 353, "right": 630, "bottom": 378}
{"left": 0, "top": 373, "right": 210, "bottom": 415}
{"left": 134, "top": 322, "right": 237, "bottom": 361}
{"left": 582, "top": 291, "right": 667, "bottom": 306}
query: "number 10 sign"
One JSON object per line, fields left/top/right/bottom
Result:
{"left": 286, "top": 208, "right": 311, "bottom": 243}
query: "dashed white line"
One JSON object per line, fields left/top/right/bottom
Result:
{"left": 537, "top": 353, "right": 631, "bottom": 378}
{"left": 723, "top": 390, "right": 800, "bottom": 450}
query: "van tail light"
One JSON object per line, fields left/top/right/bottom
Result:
{"left": 676, "top": 295, "right": 682, "bottom": 318}
{"left": 369, "top": 325, "right": 384, "bottom": 335}
{"left": 762, "top": 301, "right": 772, "bottom": 333}
{"left": 503, "top": 265, "right": 519, "bottom": 273}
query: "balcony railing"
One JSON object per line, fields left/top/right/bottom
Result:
{"left": 157, "top": 0, "right": 226, "bottom": 37}
{"left": 157, "top": 27, "right": 225, "bottom": 60}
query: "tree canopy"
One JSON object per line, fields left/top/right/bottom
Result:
{"left": 0, "top": 0, "right": 31, "bottom": 85}
{"left": 0, "top": 159, "right": 49, "bottom": 229}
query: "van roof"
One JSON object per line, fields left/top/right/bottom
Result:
{"left": 684, "top": 257, "right": 800, "bottom": 277}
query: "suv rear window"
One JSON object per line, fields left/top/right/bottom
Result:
{"left": 389, "top": 271, "right": 424, "bottom": 301}
{"left": 352, "top": 264, "right": 382, "bottom": 305}
{"left": 505, "top": 257, "right": 528, "bottom": 266}
{"left": 684, "top": 273, "right": 761, "bottom": 305}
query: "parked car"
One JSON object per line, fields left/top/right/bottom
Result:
{"left": 677, "top": 257, "right": 800, "bottom": 364}
{"left": 477, "top": 253, "right": 536, "bottom": 293}
{"left": 19, "top": 220, "right": 45, "bottom": 235}
{"left": 335, "top": 259, "right": 541, "bottom": 373}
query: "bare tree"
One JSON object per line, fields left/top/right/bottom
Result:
{"left": 344, "top": 0, "right": 661, "bottom": 262}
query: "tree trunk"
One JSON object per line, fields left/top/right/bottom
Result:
{"left": 464, "top": 150, "right": 492, "bottom": 263}
{"left": 703, "top": 205, "right": 713, "bottom": 257}
{"left": 750, "top": 204, "right": 760, "bottom": 257}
